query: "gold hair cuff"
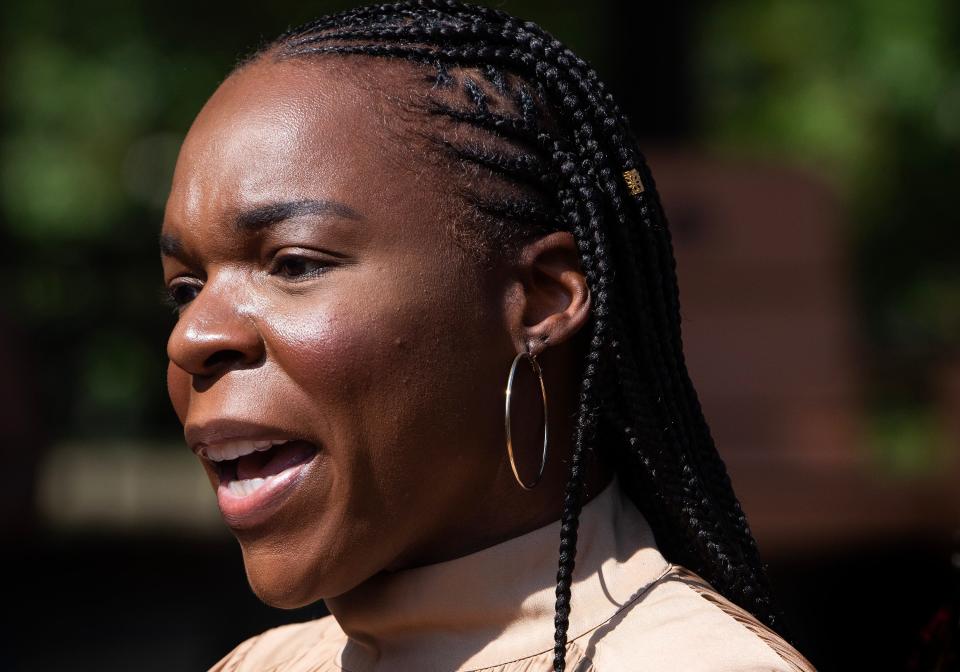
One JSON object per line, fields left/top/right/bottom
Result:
{"left": 623, "top": 168, "right": 645, "bottom": 196}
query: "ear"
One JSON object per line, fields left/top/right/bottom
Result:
{"left": 506, "top": 231, "right": 591, "bottom": 356}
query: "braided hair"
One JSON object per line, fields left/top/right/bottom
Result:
{"left": 246, "top": 2, "right": 782, "bottom": 669}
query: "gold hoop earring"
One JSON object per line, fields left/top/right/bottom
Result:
{"left": 504, "top": 351, "right": 548, "bottom": 490}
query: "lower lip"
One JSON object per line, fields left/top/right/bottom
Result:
{"left": 216, "top": 459, "right": 314, "bottom": 529}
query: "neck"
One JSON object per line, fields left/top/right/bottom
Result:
{"left": 324, "top": 478, "right": 668, "bottom": 671}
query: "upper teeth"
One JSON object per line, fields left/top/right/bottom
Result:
{"left": 201, "top": 439, "right": 289, "bottom": 462}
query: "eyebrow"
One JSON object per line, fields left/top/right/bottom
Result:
{"left": 159, "top": 198, "right": 364, "bottom": 257}
{"left": 235, "top": 198, "right": 363, "bottom": 232}
{"left": 159, "top": 232, "right": 182, "bottom": 257}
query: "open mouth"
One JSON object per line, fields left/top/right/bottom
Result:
{"left": 204, "top": 439, "right": 319, "bottom": 498}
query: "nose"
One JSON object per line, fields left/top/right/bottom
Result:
{"left": 166, "top": 275, "right": 265, "bottom": 382}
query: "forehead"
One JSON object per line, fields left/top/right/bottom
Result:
{"left": 163, "top": 56, "right": 437, "bottom": 240}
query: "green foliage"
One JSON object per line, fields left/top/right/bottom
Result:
{"left": 696, "top": 0, "right": 960, "bottom": 468}
{"left": 696, "top": 0, "right": 960, "bottom": 368}
{"left": 866, "top": 405, "right": 950, "bottom": 478}
{"left": 1, "top": 0, "right": 242, "bottom": 438}
{"left": 697, "top": 0, "right": 957, "bottom": 181}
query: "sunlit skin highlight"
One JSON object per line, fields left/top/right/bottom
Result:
{"left": 161, "top": 56, "right": 608, "bottom": 609}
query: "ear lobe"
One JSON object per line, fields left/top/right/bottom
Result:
{"left": 513, "top": 231, "right": 591, "bottom": 355}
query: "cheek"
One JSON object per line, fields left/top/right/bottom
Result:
{"left": 243, "top": 274, "right": 471, "bottom": 593}
{"left": 266, "top": 284, "right": 447, "bottom": 443}
{"left": 265, "top": 267, "right": 494, "bottom": 492}
{"left": 166, "top": 360, "right": 191, "bottom": 424}
{"left": 230, "top": 256, "right": 512, "bottom": 601}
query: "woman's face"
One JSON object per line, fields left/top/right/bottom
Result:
{"left": 161, "top": 57, "right": 586, "bottom": 607}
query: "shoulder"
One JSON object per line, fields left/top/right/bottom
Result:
{"left": 576, "top": 564, "right": 816, "bottom": 672}
{"left": 662, "top": 566, "right": 815, "bottom": 671}
{"left": 207, "top": 615, "right": 345, "bottom": 672}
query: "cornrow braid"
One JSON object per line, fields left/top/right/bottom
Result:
{"left": 250, "top": 2, "right": 783, "bottom": 669}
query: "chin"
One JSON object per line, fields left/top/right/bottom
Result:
{"left": 238, "top": 544, "right": 320, "bottom": 609}
{"left": 244, "top": 561, "right": 322, "bottom": 609}
{"left": 239, "top": 543, "right": 360, "bottom": 609}
{"left": 252, "top": 584, "right": 317, "bottom": 610}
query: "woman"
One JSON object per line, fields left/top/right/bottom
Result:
{"left": 160, "top": 2, "right": 815, "bottom": 670}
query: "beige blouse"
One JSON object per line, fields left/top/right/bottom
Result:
{"left": 210, "top": 482, "right": 815, "bottom": 671}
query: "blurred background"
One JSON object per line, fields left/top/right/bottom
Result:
{"left": 2, "top": 0, "right": 958, "bottom": 669}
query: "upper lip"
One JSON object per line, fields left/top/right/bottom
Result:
{"left": 185, "top": 419, "right": 309, "bottom": 457}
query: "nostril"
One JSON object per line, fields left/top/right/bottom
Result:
{"left": 203, "top": 349, "right": 247, "bottom": 372}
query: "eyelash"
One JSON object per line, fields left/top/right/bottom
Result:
{"left": 163, "top": 254, "right": 331, "bottom": 313}
{"left": 161, "top": 281, "right": 202, "bottom": 314}
{"left": 269, "top": 254, "right": 331, "bottom": 281}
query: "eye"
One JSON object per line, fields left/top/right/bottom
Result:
{"left": 164, "top": 278, "right": 202, "bottom": 312}
{"left": 270, "top": 253, "right": 330, "bottom": 281}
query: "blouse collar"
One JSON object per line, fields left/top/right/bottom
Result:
{"left": 327, "top": 479, "right": 669, "bottom": 671}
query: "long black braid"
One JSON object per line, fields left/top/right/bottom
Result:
{"left": 247, "top": 2, "right": 782, "bottom": 669}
